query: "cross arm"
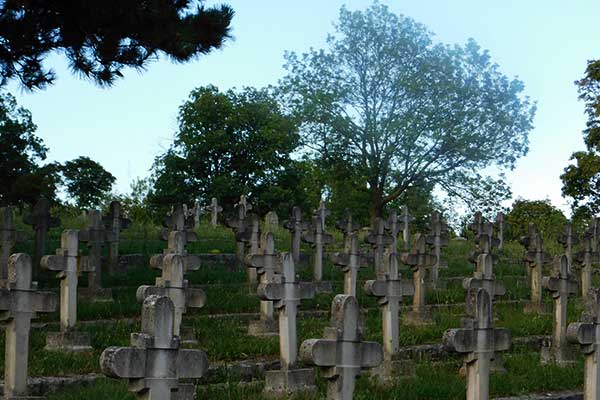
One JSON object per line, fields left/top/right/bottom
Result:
{"left": 360, "top": 341, "right": 384, "bottom": 368}
{"left": 301, "top": 232, "right": 316, "bottom": 244}
{"left": 442, "top": 328, "right": 475, "bottom": 354}
{"left": 33, "top": 291, "right": 58, "bottom": 313}
{"left": 176, "top": 349, "right": 209, "bottom": 378}
{"left": 567, "top": 322, "right": 596, "bottom": 352}
{"left": 330, "top": 253, "right": 349, "bottom": 267}
{"left": 40, "top": 254, "right": 66, "bottom": 272}
{"left": 257, "top": 282, "right": 283, "bottom": 302}
{"left": 78, "top": 255, "right": 96, "bottom": 273}
{"left": 494, "top": 328, "right": 511, "bottom": 352}
{"left": 463, "top": 277, "right": 506, "bottom": 297}
{"left": 100, "top": 346, "right": 146, "bottom": 378}
{"left": 299, "top": 338, "right": 337, "bottom": 367}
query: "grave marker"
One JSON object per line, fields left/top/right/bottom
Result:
{"left": 79, "top": 209, "right": 114, "bottom": 301}
{"left": 576, "top": 228, "right": 600, "bottom": 299}
{"left": 102, "top": 200, "right": 131, "bottom": 272}
{"left": 313, "top": 200, "right": 330, "bottom": 231}
{"left": 520, "top": 223, "right": 552, "bottom": 314}
{"left": 259, "top": 253, "right": 317, "bottom": 396}
{"left": 0, "top": 207, "right": 27, "bottom": 281}
{"left": 1, "top": 254, "right": 57, "bottom": 399}
{"left": 399, "top": 205, "right": 414, "bottom": 251}
{"left": 101, "top": 295, "right": 208, "bottom": 400}
{"left": 284, "top": 207, "right": 310, "bottom": 265}
{"left": 463, "top": 253, "right": 505, "bottom": 301}
{"left": 494, "top": 212, "right": 507, "bottom": 251}
{"left": 443, "top": 288, "right": 511, "bottom": 400}
{"left": 41, "top": 230, "right": 94, "bottom": 352}
{"left": 331, "top": 233, "right": 368, "bottom": 296}
{"left": 226, "top": 196, "right": 255, "bottom": 283}
{"left": 336, "top": 208, "right": 361, "bottom": 253}
{"left": 468, "top": 211, "right": 485, "bottom": 237}
{"left": 558, "top": 222, "right": 578, "bottom": 275}
{"left": 23, "top": 199, "right": 60, "bottom": 270}
{"left": 300, "top": 295, "right": 383, "bottom": 400}
{"left": 161, "top": 204, "right": 197, "bottom": 243}
{"left": 204, "top": 197, "right": 223, "bottom": 227}
{"left": 302, "top": 216, "right": 334, "bottom": 292}
{"left": 265, "top": 211, "right": 279, "bottom": 228}
{"left": 365, "top": 217, "right": 393, "bottom": 280}
{"left": 427, "top": 211, "right": 449, "bottom": 287}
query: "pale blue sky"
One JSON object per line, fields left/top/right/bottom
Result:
{"left": 7, "top": 0, "right": 600, "bottom": 214}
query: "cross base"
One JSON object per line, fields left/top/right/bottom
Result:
{"left": 264, "top": 368, "right": 317, "bottom": 397}
{"left": 523, "top": 302, "right": 549, "bottom": 315}
{"left": 313, "top": 281, "right": 333, "bottom": 294}
{"left": 78, "top": 288, "right": 114, "bottom": 302}
{"left": 403, "top": 310, "right": 435, "bottom": 326}
{"left": 540, "top": 340, "right": 578, "bottom": 366}
{"left": 45, "top": 331, "right": 92, "bottom": 352}
{"left": 248, "top": 318, "right": 279, "bottom": 337}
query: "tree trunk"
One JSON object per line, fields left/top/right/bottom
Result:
{"left": 369, "top": 187, "right": 384, "bottom": 226}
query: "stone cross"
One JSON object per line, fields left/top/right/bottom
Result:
{"left": 494, "top": 212, "right": 506, "bottom": 251}
{"left": 331, "top": 233, "right": 368, "bottom": 296}
{"left": 150, "top": 231, "right": 201, "bottom": 275}
{"left": 79, "top": 209, "right": 115, "bottom": 298}
{"left": 558, "top": 222, "right": 579, "bottom": 275}
{"left": 284, "top": 207, "right": 310, "bottom": 265}
{"left": 542, "top": 255, "right": 578, "bottom": 364}
{"left": 336, "top": 208, "right": 361, "bottom": 253}
{"left": 468, "top": 211, "right": 485, "bottom": 237}
{"left": 259, "top": 253, "right": 317, "bottom": 395}
{"left": 0, "top": 254, "right": 57, "bottom": 398}
{"left": 239, "top": 214, "right": 261, "bottom": 257}
{"left": 226, "top": 196, "right": 253, "bottom": 282}
{"left": 204, "top": 197, "right": 223, "bottom": 227}
{"left": 590, "top": 217, "right": 600, "bottom": 253}
{"left": 23, "top": 198, "right": 60, "bottom": 270}
{"left": 400, "top": 233, "right": 437, "bottom": 326}
{"left": 443, "top": 288, "right": 511, "bottom": 400}
{"left": 0, "top": 207, "right": 28, "bottom": 281}
{"left": 313, "top": 200, "right": 330, "bottom": 231}
{"left": 161, "top": 204, "right": 197, "bottom": 243}
{"left": 302, "top": 215, "right": 334, "bottom": 292}
{"left": 399, "top": 205, "right": 414, "bottom": 251}
{"left": 463, "top": 253, "right": 506, "bottom": 301}
{"left": 520, "top": 223, "right": 552, "bottom": 314}
{"left": 364, "top": 251, "right": 415, "bottom": 364}
{"left": 576, "top": 230, "right": 600, "bottom": 299}
{"left": 365, "top": 217, "right": 394, "bottom": 280}
{"left": 264, "top": 211, "right": 279, "bottom": 228}
{"left": 41, "top": 230, "right": 95, "bottom": 351}
{"left": 138, "top": 253, "right": 206, "bottom": 337}
{"left": 300, "top": 295, "right": 383, "bottom": 400}
{"left": 102, "top": 200, "right": 131, "bottom": 271}
{"left": 567, "top": 288, "right": 600, "bottom": 400}
{"left": 101, "top": 295, "right": 209, "bottom": 400}
{"left": 468, "top": 223, "right": 499, "bottom": 266}
{"left": 385, "top": 210, "right": 402, "bottom": 254}
{"left": 427, "top": 211, "right": 449, "bottom": 286}
{"left": 245, "top": 232, "right": 280, "bottom": 335}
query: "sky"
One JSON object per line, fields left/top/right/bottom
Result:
{"left": 7, "top": 0, "right": 600, "bottom": 215}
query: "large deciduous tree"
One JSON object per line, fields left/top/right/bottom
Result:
{"left": 149, "top": 85, "right": 311, "bottom": 217}
{"left": 62, "top": 156, "right": 116, "bottom": 209}
{"left": 0, "top": 91, "right": 61, "bottom": 206}
{"left": 279, "top": 3, "right": 535, "bottom": 220}
{"left": 0, "top": 1, "right": 234, "bottom": 89}
{"left": 561, "top": 60, "right": 600, "bottom": 217}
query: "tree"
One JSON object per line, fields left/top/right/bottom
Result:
{"left": 505, "top": 199, "right": 567, "bottom": 242}
{"left": 62, "top": 156, "right": 115, "bottom": 209}
{"left": 149, "top": 85, "right": 311, "bottom": 218}
{"left": 0, "top": 91, "right": 61, "bottom": 206}
{"left": 279, "top": 3, "right": 536, "bottom": 221}
{"left": 0, "top": 1, "right": 234, "bottom": 90}
{"left": 561, "top": 60, "right": 600, "bottom": 215}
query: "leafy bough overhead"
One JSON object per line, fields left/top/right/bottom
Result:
{"left": 279, "top": 3, "right": 536, "bottom": 219}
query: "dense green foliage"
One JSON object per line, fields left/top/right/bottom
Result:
{"left": 561, "top": 60, "right": 600, "bottom": 216}
{"left": 0, "top": 1, "right": 234, "bottom": 89}
{"left": 279, "top": 3, "right": 535, "bottom": 220}
{"left": 505, "top": 199, "right": 568, "bottom": 241}
{"left": 149, "top": 85, "right": 313, "bottom": 218}
{"left": 62, "top": 156, "right": 116, "bottom": 209}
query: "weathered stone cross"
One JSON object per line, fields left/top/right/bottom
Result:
{"left": 568, "top": 288, "right": 600, "bottom": 400}
{"left": 558, "top": 222, "right": 579, "bottom": 275}
{"left": 0, "top": 253, "right": 57, "bottom": 398}
{"left": 259, "top": 252, "right": 317, "bottom": 396}
{"left": 399, "top": 205, "right": 414, "bottom": 251}
{"left": 520, "top": 223, "right": 552, "bottom": 314}
{"left": 300, "top": 295, "right": 383, "bottom": 400}
{"left": 79, "top": 209, "right": 115, "bottom": 300}
{"left": 41, "top": 230, "right": 94, "bottom": 352}
{"left": 101, "top": 295, "right": 209, "bottom": 400}
{"left": 401, "top": 233, "right": 437, "bottom": 326}
{"left": 313, "top": 200, "right": 330, "bottom": 231}
{"left": 576, "top": 228, "right": 600, "bottom": 299}
{"left": 385, "top": 210, "right": 402, "bottom": 254}
{"left": 468, "top": 223, "right": 499, "bottom": 266}
{"left": 365, "top": 251, "right": 415, "bottom": 366}
{"left": 102, "top": 200, "right": 131, "bottom": 271}
{"left": 0, "top": 207, "right": 27, "bottom": 281}
{"left": 443, "top": 288, "right": 511, "bottom": 400}
{"left": 336, "top": 208, "right": 361, "bottom": 253}
{"left": 284, "top": 207, "right": 310, "bottom": 265}
{"left": 150, "top": 231, "right": 201, "bottom": 275}
{"left": 590, "top": 216, "right": 599, "bottom": 253}
{"left": 23, "top": 198, "right": 60, "bottom": 270}
{"left": 226, "top": 196, "right": 253, "bottom": 282}
{"left": 245, "top": 232, "right": 280, "bottom": 335}
{"left": 302, "top": 215, "right": 333, "bottom": 292}
{"left": 204, "top": 197, "right": 223, "bottom": 227}
{"left": 365, "top": 217, "right": 394, "bottom": 280}
{"left": 331, "top": 233, "right": 368, "bottom": 296}
{"left": 494, "top": 212, "right": 507, "bottom": 251}
{"left": 427, "top": 211, "right": 449, "bottom": 286}
{"left": 161, "top": 204, "right": 197, "bottom": 243}
{"left": 463, "top": 253, "right": 506, "bottom": 301}
{"left": 541, "top": 255, "right": 578, "bottom": 364}
{"left": 468, "top": 211, "right": 485, "bottom": 237}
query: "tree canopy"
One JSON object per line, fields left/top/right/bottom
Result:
{"left": 149, "top": 85, "right": 312, "bottom": 218}
{"left": 279, "top": 3, "right": 536, "bottom": 220}
{"left": 62, "top": 156, "right": 116, "bottom": 209}
{"left": 561, "top": 60, "right": 600, "bottom": 216}
{"left": 505, "top": 199, "right": 567, "bottom": 241}
{"left": 0, "top": 0, "right": 234, "bottom": 89}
